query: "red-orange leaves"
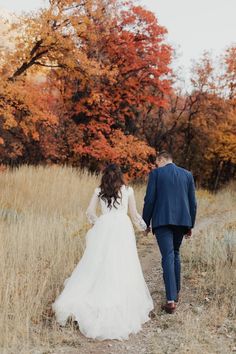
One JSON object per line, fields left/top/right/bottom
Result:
{"left": 0, "top": 0, "right": 171, "bottom": 177}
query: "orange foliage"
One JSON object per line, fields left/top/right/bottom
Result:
{"left": 0, "top": 2, "right": 235, "bottom": 187}
{"left": 0, "top": 0, "right": 170, "bottom": 176}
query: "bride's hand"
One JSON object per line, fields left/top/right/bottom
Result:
{"left": 144, "top": 226, "right": 151, "bottom": 236}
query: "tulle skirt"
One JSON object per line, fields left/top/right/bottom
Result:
{"left": 52, "top": 212, "right": 154, "bottom": 340}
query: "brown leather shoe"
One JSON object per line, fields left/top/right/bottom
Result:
{"left": 161, "top": 302, "right": 177, "bottom": 314}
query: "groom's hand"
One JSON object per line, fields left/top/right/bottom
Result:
{"left": 185, "top": 229, "right": 192, "bottom": 239}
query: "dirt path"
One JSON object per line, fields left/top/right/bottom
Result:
{"left": 48, "top": 213, "right": 235, "bottom": 354}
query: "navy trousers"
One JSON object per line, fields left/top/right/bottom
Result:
{"left": 154, "top": 225, "right": 188, "bottom": 301}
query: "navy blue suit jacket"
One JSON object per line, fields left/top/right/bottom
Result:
{"left": 142, "top": 163, "right": 197, "bottom": 231}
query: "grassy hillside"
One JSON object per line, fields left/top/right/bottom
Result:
{"left": 0, "top": 166, "right": 235, "bottom": 353}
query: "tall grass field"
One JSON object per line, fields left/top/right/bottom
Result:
{"left": 0, "top": 166, "right": 235, "bottom": 353}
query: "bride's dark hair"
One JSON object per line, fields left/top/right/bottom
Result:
{"left": 99, "top": 164, "right": 125, "bottom": 209}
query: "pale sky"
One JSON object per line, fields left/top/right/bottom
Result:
{"left": 141, "top": 0, "right": 236, "bottom": 80}
{"left": 0, "top": 0, "right": 236, "bottom": 85}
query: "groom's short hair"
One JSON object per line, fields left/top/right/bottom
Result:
{"left": 156, "top": 150, "right": 173, "bottom": 161}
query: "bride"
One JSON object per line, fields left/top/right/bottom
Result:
{"left": 52, "top": 164, "right": 154, "bottom": 340}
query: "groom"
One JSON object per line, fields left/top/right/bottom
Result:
{"left": 142, "top": 151, "right": 197, "bottom": 314}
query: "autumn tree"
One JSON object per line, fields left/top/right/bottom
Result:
{"left": 145, "top": 52, "right": 236, "bottom": 189}
{"left": 1, "top": 1, "right": 234, "bottom": 187}
{"left": 0, "top": 0, "right": 172, "bottom": 177}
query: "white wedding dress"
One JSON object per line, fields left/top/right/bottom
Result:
{"left": 52, "top": 185, "right": 154, "bottom": 340}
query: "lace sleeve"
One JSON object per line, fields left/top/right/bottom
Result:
{"left": 128, "top": 187, "right": 147, "bottom": 231}
{"left": 86, "top": 187, "right": 100, "bottom": 225}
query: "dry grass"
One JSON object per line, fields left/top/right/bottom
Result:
{"left": 0, "top": 166, "right": 99, "bottom": 353}
{"left": 183, "top": 182, "right": 236, "bottom": 317}
{"left": 151, "top": 183, "right": 236, "bottom": 354}
{"left": 0, "top": 166, "right": 235, "bottom": 354}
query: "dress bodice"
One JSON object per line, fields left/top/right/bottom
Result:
{"left": 86, "top": 185, "right": 146, "bottom": 231}
{"left": 96, "top": 185, "right": 131, "bottom": 215}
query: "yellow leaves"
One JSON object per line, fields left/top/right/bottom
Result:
{"left": 32, "top": 131, "right": 40, "bottom": 141}
{"left": 3, "top": 114, "right": 18, "bottom": 129}
{"left": 203, "top": 110, "right": 236, "bottom": 164}
{"left": 86, "top": 93, "right": 101, "bottom": 105}
{"left": 44, "top": 112, "right": 59, "bottom": 126}
{"left": 19, "top": 121, "right": 30, "bottom": 136}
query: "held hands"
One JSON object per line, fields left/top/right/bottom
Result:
{"left": 144, "top": 226, "right": 151, "bottom": 236}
